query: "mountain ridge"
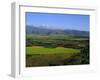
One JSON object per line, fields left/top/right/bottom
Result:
{"left": 26, "top": 25, "right": 89, "bottom": 36}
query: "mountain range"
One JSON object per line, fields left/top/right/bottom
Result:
{"left": 26, "top": 25, "right": 89, "bottom": 36}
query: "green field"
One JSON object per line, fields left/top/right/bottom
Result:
{"left": 26, "top": 47, "right": 82, "bottom": 67}
{"left": 26, "top": 47, "right": 80, "bottom": 55}
{"left": 26, "top": 34, "right": 89, "bottom": 67}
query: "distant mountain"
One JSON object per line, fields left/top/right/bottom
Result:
{"left": 26, "top": 25, "right": 89, "bottom": 36}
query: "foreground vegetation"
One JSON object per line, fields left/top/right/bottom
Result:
{"left": 26, "top": 34, "right": 89, "bottom": 67}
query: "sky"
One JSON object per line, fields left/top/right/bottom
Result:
{"left": 26, "top": 12, "right": 90, "bottom": 31}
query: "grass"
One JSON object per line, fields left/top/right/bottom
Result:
{"left": 26, "top": 34, "right": 89, "bottom": 67}
{"left": 27, "top": 34, "right": 88, "bottom": 41}
{"left": 26, "top": 46, "right": 81, "bottom": 67}
{"left": 26, "top": 47, "right": 80, "bottom": 55}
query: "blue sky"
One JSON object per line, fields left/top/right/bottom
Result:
{"left": 26, "top": 12, "right": 89, "bottom": 31}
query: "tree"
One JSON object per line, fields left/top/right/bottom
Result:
{"left": 80, "top": 44, "right": 89, "bottom": 64}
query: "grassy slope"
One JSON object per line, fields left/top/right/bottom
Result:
{"left": 26, "top": 47, "right": 81, "bottom": 67}
{"left": 26, "top": 47, "right": 80, "bottom": 55}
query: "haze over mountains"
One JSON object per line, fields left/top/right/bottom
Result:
{"left": 26, "top": 25, "right": 89, "bottom": 36}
